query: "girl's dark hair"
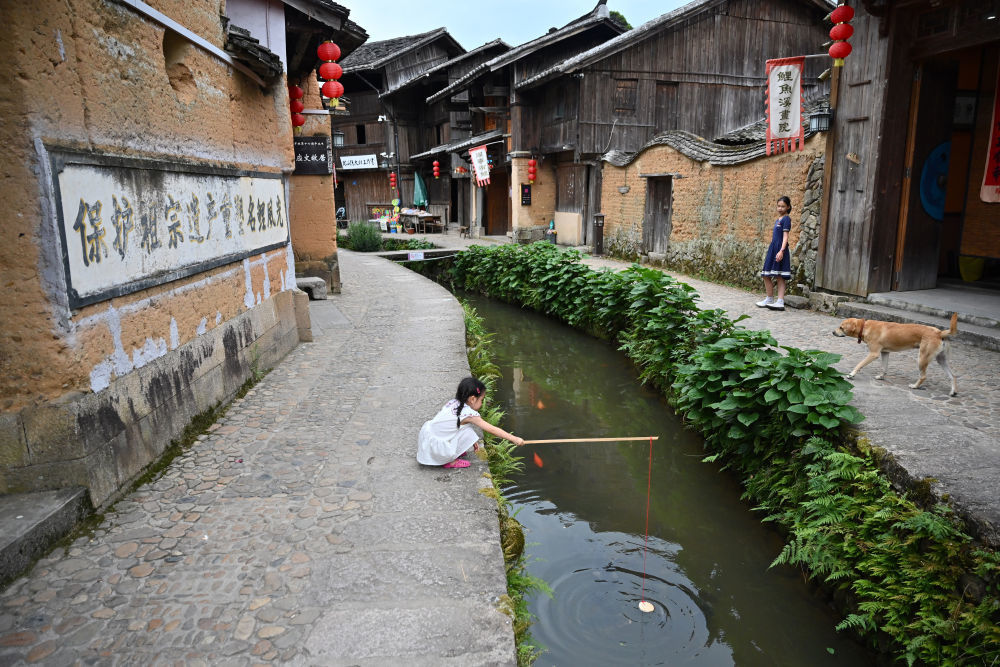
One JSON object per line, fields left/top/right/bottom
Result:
{"left": 778, "top": 195, "right": 792, "bottom": 211}
{"left": 455, "top": 377, "right": 486, "bottom": 427}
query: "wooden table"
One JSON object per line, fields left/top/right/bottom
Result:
{"left": 400, "top": 214, "right": 444, "bottom": 234}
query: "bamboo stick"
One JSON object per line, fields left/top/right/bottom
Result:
{"left": 521, "top": 437, "right": 659, "bottom": 444}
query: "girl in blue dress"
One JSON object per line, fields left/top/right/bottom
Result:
{"left": 756, "top": 196, "right": 792, "bottom": 311}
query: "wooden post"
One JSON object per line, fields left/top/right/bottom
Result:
{"left": 815, "top": 64, "right": 841, "bottom": 288}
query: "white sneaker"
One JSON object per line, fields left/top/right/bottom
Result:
{"left": 755, "top": 297, "right": 773, "bottom": 307}
{"left": 766, "top": 298, "right": 785, "bottom": 311}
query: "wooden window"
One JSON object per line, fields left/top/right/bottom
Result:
{"left": 553, "top": 84, "right": 567, "bottom": 120}
{"left": 355, "top": 124, "right": 366, "bottom": 145}
{"left": 917, "top": 8, "right": 951, "bottom": 37}
{"left": 614, "top": 79, "right": 638, "bottom": 115}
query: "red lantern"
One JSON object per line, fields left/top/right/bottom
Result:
{"left": 389, "top": 172, "right": 397, "bottom": 189}
{"left": 432, "top": 160, "right": 440, "bottom": 179}
{"left": 829, "top": 23, "right": 853, "bottom": 41}
{"left": 528, "top": 158, "right": 537, "bottom": 167}
{"left": 288, "top": 85, "right": 304, "bottom": 100}
{"left": 321, "top": 81, "right": 344, "bottom": 100}
{"left": 830, "top": 5, "right": 854, "bottom": 24}
{"left": 829, "top": 41, "right": 852, "bottom": 60}
{"left": 290, "top": 99, "right": 304, "bottom": 114}
{"left": 317, "top": 41, "right": 341, "bottom": 62}
{"left": 319, "top": 62, "right": 343, "bottom": 81}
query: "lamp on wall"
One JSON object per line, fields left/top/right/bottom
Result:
{"left": 809, "top": 107, "right": 832, "bottom": 132}
{"left": 332, "top": 130, "right": 345, "bottom": 147}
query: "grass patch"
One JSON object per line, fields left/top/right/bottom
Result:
{"left": 463, "top": 301, "right": 551, "bottom": 666}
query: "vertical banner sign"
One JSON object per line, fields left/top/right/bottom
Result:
{"left": 469, "top": 145, "right": 491, "bottom": 186}
{"left": 765, "top": 57, "right": 805, "bottom": 155}
{"left": 981, "top": 59, "right": 1000, "bottom": 203}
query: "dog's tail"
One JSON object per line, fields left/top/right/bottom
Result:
{"left": 940, "top": 312, "right": 958, "bottom": 339}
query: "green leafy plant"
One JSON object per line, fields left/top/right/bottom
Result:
{"left": 463, "top": 301, "right": 550, "bottom": 666}
{"left": 342, "top": 221, "right": 382, "bottom": 252}
{"left": 437, "top": 242, "right": 1000, "bottom": 665}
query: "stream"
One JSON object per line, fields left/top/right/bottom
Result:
{"left": 466, "top": 294, "right": 875, "bottom": 666}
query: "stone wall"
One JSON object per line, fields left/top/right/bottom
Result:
{"left": 0, "top": 0, "right": 303, "bottom": 506}
{"left": 600, "top": 135, "right": 826, "bottom": 292}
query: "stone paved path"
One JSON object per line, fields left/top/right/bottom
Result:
{"left": 0, "top": 250, "right": 514, "bottom": 666}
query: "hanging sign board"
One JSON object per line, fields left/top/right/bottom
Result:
{"left": 340, "top": 154, "right": 379, "bottom": 170}
{"left": 981, "top": 58, "right": 1000, "bottom": 203}
{"left": 469, "top": 145, "right": 491, "bottom": 186}
{"left": 765, "top": 57, "right": 805, "bottom": 155}
{"left": 521, "top": 183, "right": 531, "bottom": 205}
{"left": 293, "top": 136, "right": 333, "bottom": 175}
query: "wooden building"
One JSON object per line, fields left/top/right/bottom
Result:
{"left": 426, "top": 1, "right": 627, "bottom": 237}
{"left": 817, "top": 0, "right": 1000, "bottom": 296}
{"left": 334, "top": 29, "right": 464, "bottom": 224}
{"left": 407, "top": 39, "right": 512, "bottom": 231}
{"left": 513, "top": 0, "right": 833, "bottom": 246}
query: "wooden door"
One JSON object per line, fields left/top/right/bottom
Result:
{"left": 643, "top": 177, "right": 672, "bottom": 254}
{"left": 895, "top": 61, "right": 957, "bottom": 291}
{"left": 485, "top": 169, "right": 510, "bottom": 236}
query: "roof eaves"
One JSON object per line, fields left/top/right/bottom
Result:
{"left": 425, "top": 60, "right": 494, "bottom": 104}
{"left": 387, "top": 39, "right": 509, "bottom": 96}
{"left": 411, "top": 128, "right": 505, "bottom": 160}
{"left": 342, "top": 27, "right": 455, "bottom": 73}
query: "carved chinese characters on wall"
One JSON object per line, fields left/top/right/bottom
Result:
{"left": 53, "top": 152, "right": 289, "bottom": 308}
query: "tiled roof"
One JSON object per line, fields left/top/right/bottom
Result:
{"left": 340, "top": 28, "right": 458, "bottom": 72}
{"left": 426, "top": 2, "right": 623, "bottom": 105}
{"left": 411, "top": 129, "right": 505, "bottom": 160}
{"left": 603, "top": 128, "right": 820, "bottom": 167}
{"left": 385, "top": 39, "right": 509, "bottom": 96}
{"left": 517, "top": 0, "right": 836, "bottom": 91}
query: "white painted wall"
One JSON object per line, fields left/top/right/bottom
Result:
{"left": 225, "top": 0, "right": 288, "bottom": 72}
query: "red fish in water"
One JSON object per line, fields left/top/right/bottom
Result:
{"left": 533, "top": 452, "right": 544, "bottom": 468}
{"left": 536, "top": 400, "right": 545, "bottom": 410}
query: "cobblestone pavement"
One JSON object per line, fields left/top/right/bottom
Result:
{"left": 0, "top": 250, "right": 514, "bottom": 666}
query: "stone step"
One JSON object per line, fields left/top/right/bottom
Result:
{"left": 295, "top": 276, "right": 327, "bottom": 300}
{"left": 835, "top": 301, "right": 1000, "bottom": 352}
{"left": 0, "top": 488, "right": 91, "bottom": 587}
{"left": 866, "top": 292, "right": 1000, "bottom": 330}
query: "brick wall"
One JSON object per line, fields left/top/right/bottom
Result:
{"left": 600, "top": 135, "right": 825, "bottom": 291}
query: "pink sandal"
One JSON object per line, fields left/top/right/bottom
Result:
{"left": 442, "top": 459, "right": 471, "bottom": 469}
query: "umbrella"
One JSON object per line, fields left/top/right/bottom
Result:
{"left": 413, "top": 170, "right": 428, "bottom": 208}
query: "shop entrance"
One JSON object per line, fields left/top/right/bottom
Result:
{"left": 895, "top": 44, "right": 1000, "bottom": 290}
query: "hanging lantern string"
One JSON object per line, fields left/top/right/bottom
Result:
{"left": 640, "top": 435, "right": 654, "bottom": 609}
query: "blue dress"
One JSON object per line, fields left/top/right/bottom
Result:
{"left": 761, "top": 215, "right": 791, "bottom": 278}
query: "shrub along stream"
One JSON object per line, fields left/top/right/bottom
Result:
{"left": 413, "top": 242, "right": 999, "bottom": 665}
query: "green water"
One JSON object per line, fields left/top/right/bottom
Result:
{"left": 467, "top": 295, "right": 875, "bottom": 666}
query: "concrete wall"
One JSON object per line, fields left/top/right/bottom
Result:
{"left": 0, "top": 0, "right": 303, "bottom": 507}
{"left": 600, "top": 135, "right": 825, "bottom": 291}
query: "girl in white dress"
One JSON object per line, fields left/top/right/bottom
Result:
{"left": 417, "top": 377, "right": 524, "bottom": 468}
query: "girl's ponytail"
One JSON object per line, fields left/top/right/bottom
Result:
{"left": 454, "top": 376, "right": 486, "bottom": 428}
